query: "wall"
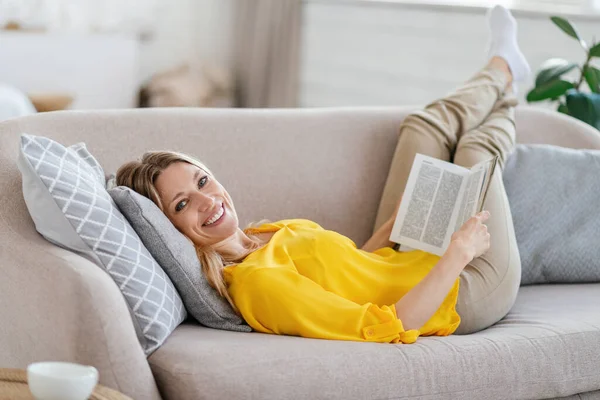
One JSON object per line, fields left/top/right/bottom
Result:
{"left": 0, "top": 32, "right": 139, "bottom": 109}
{"left": 138, "top": 0, "right": 235, "bottom": 83}
{"left": 0, "top": 0, "right": 234, "bottom": 109}
{"left": 300, "top": 0, "right": 600, "bottom": 108}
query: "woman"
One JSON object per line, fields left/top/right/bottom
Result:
{"left": 117, "top": 5, "right": 528, "bottom": 343}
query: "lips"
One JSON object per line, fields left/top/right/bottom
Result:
{"left": 203, "top": 204, "right": 225, "bottom": 226}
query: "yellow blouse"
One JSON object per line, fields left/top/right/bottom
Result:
{"left": 223, "top": 219, "right": 460, "bottom": 344}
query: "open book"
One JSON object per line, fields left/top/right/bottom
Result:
{"left": 389, "top": 153, "right": 498, "bottom": 256}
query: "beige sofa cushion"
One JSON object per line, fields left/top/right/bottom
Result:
{"left": 149, "top": 283, "right": 600, "bottom": 400}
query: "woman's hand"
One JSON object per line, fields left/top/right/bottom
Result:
{"left": 449, "top": 211, "right": 491, "bottom": 263}
{"left": 395, "top": 211, "right": 490, "bottom": 330}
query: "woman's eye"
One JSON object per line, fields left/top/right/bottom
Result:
{"left": 198, "top": 176, "right": 208, "bottom": 188}
{"left": 175, "top": 200, "right": 187, "bottom": 212}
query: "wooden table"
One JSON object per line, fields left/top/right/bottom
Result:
{"left": 0, "top": 368, "right": 132, "bottom": 400}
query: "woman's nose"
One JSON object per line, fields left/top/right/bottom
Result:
{"left": 194, "top": 192, "right": 215, "bottom": 212}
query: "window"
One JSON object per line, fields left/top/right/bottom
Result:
{"left": 364, "top": 0, "right": 600, "bottom": 16}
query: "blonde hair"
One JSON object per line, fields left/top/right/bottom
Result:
{"left": 115, "top": 151, "right": 264, "bottom": 314}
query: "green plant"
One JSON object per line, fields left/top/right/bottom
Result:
{"left": 527, "top": 16, "right": 600, "bottom": 130}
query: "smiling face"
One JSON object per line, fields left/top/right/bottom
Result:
{"left": 154, "top": 161, "right": 239, "bottom": 246}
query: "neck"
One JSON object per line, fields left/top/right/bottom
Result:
{"left": 211, "top": 228, "right": 257, "bottom": 261}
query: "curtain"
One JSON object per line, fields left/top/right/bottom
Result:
{"left": 233, "top": 0, "right": 302, "bottom": 108}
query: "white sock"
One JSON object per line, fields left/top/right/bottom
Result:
{"left": 487, "top": 5, "right": 531, "bottom": 92}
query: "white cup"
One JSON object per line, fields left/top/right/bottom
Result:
{"left": 27, "top": 362, "right": 99, "bottom": 400}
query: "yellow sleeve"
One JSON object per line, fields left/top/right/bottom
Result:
{"left": 229, "top": 267, "right": 420, "bottom": 344}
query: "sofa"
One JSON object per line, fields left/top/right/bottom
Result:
{"left": 1, "top": 106, "right": 599, "bottom": 400}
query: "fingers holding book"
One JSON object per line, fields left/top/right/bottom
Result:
{"left": 450, "top": 211, "right": 492, "bottom": 262}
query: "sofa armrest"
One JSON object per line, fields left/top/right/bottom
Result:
{"left": 0, "top": 231, "right": 162, "bottom": 400}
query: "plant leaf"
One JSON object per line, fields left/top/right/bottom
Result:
{"left": 551, "top": 16, "right": 587, "bottom": 49}
{"left": 589, "top": 43, "right": 600, "bottom": 58}
{"left": 557, "top": 103, "right": 570, "bottom": 114}
{"left": 566, "top": 91, "right": 600, "bottom": 129}
{"left": 535, "top": 58, "right": 578, "bottom": 87}
{"left": 584, "top": 65, "right": 600, "bottom": 93}
{"left": 526, "top": 80, "right": 575, "bottom": 102}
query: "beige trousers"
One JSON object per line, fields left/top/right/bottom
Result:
{"left": 377, "top": 67, "right": 522, "bottom": 335}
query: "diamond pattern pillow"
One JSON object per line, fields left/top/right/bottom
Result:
{"left": 17, "top": 134, "right": 186, "bottom": 355}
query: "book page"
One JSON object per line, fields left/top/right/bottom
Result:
{"left": 453, "top": 156, "right": 497, "bottom": 233}
{"left": 390, "top": 154, "right": 469, "bottom": 256}
{"left": 476, "top": 156, "right": 498, "bottom": 213}
{"left": 453, "top": 166, "right": 485, "bottom": 232}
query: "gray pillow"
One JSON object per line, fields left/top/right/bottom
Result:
{"left": 17, "top": 134, "right": 187, "bottom": 355}
{"left": 503, "top": 144, "right": 600, "bottom": 285}
{"left": 109, "top": 186, "right": 251, "bottom": 332}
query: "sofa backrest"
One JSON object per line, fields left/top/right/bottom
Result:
{"left": 0, "top": 107, "right": 401, "bottom": 246}
{"left": 2, "top": 106, "right": 600, "bottom": 246}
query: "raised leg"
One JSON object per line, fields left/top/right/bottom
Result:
{"left": 374, "top": 65, "right": 508, "bottom": 230}
{"left": 375, "top": 4, "right": 530, "bottom": 231}
{"left": 453, "top": 94, "right": 522, "bottom": 334}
